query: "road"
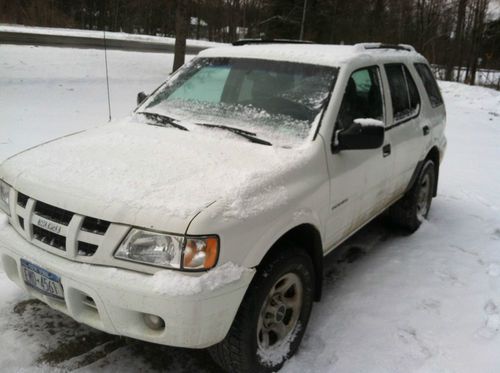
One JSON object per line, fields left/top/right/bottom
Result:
{"left": 0, "top": 29, "right": 210, "bottom": 54}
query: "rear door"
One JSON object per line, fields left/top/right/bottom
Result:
{"left": 383, "top": 63, "right": 426, "bottom": 198}
{"left": 413, "top": 62, "right": 446, "bottom": 152}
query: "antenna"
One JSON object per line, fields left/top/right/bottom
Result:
{"left": 103, "top": 25, "right": 112, "bottom": 122}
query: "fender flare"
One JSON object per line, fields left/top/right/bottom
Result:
{"left": 405, "top": 147, "right": 440, "bottom": 197}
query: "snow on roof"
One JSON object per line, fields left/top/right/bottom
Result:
{"left": 199, "top": 43, "right": 424, "bottom": 67}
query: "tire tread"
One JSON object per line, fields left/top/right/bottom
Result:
{"left": 388, "top": 159, "right": 435, "bottom": 233}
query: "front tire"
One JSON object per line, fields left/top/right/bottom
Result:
{"left": 209, "top": 245, "right": 314, "bottom": 373}
{"left": 388, "top": 159, "right": 436, "bottom": 233}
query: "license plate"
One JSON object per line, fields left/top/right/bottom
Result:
{"left": 20, "top": 259, "right": 64, "bottom": 300}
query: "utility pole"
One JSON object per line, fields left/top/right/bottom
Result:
{"left": 299, "top": 0, "right": 308, "bottom": 40}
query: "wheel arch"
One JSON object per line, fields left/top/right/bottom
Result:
{"left": 426, "top": 146, "right": 440, "bottom": 197}
{"left": 407, "top": 146, "right": 440, "bottom": 197}
{"left": 258, "top": 223, "right": 324, "bottom": 302}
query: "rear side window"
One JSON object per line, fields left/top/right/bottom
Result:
{"left": 407, "top": 69, "right": 420, "bottom": 110}
{"left": 414, "top": 63, "right": 443, "bottom": 108}
{"left": 385, "top": 64, "right": 420, "bottom": 122}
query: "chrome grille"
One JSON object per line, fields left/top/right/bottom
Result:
{"left": 14, "top": 192, "right": 111, "bottom": 257}
{"left": 81, "top": 217, "right": 110, "bottom": 235}
{"left": 34, "top": 200, "right": 73, "bottom": 226}
{"left": 33, "top": 225, "right": 66, "bottom": 250}
{"left": 18, "top": 216, "right": 24, "bottom": 230}
{"left": 77, "top": 241, "right": 98, "bottom": 256}
{"left": 17, "top": 192, "right": 28, "bottom": 208}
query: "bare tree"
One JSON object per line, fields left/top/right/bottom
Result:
{"left": 466, "top": 0, "right": 488, "bottom": 84}
{"left": 173, "top": 0, "right": 190, "bottom": 72}
{"left": 454, "top": 0, "right": 469, "bottom": 81}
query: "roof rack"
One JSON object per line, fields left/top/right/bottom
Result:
{"left": 354, "top": 43, "right": 416, "bottom": 52}
{"left": 232, "top": 38, "right": 315, "bottom": 46}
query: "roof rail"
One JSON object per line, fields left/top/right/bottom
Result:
{"left": 354, "top": 42, "right": 416, "bottom": 52}
{"left": 232, "top": 38, "right": 315, "bottom": 46}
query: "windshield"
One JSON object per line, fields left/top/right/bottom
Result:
{"left": 139, "top": 57, "right": 337, "bottom": 146}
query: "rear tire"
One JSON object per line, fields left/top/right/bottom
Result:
{"left": 209, "top": 245, "right": 314, "bottom": 373}
{"left": 388, "top": 159, "right": 436, "bottom": 233}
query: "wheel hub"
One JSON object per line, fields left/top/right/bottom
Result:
{"left": 263, "top": 295, "right": 288, "bottom": 327}
{"left": 257, "top": 273, "right": 303, "bottom": 350}
{"left": 275, "top": 304, "right": 286, "bottom": 322}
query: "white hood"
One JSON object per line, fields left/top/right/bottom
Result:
{"left": 0, "top": 119, "right": 304, "bottom": 232}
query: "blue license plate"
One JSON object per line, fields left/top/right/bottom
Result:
{"left": 20, "top": 259, "right": 64, "bottom": 300}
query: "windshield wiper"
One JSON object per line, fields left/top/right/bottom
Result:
{"left": 194, "top": 122, "right": 272, "bottom": 146}
{"left": 136, "top": 112, "right": 188, "bottom": 131}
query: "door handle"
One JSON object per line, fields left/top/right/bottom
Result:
{"left": 382, "top": 144, "right": 391, "bottom": 157}
{"left": 423, "top": 125, "right": 430, "bottom": 136}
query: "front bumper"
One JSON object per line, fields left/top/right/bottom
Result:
{"left": 0, "top": 222, "right": 254, "bottom": 348}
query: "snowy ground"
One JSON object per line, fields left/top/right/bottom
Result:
{"left": 1, "top": 44, "right": 500, "bottom": 372}
{"left": 433, "top": 66, "right": 500, "bottom": 88}
{"left": 0, "top": 44, "right": 197, "bottom": 161}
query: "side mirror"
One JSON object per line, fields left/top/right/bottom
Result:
{"left": 137, "top": 91, "right": 148, "bottom": 106}
{"left": 335, "top": 119, "right": 385, "bottom": 151}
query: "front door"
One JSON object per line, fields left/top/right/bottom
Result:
{"left": 324, "top": 65, "right": 393, "bottom": 249}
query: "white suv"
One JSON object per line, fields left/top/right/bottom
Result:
{"left": 0, "top": 41, "right": 446, "bottom": 372}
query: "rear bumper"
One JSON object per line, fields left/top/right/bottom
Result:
{"left": 0, "top": 222, "right": 254, "bottom": 348}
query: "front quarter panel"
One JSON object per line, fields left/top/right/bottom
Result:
{"left": 186, "top": 141, "right": 330, "bottom": 269}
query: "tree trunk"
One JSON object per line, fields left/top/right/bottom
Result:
{"left": 173, "top": 0, "right": 190, "bottom": 72}
{"left": 467, "top": 0, "right": 487, "bottom": 85}
{"left": 455, "top": 0, "right": 468, "bottom": 82}
{"left": 445, "top": 0, "right": 467, "bottom": 81}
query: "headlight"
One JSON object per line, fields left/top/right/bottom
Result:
{"left": 0, "top": 180, "right": 10, "bottom": 216}
{"left": 115, "top": 229, "right": 184, "bottom": 269}
{"left": 114, "top": 228, "right": 219, "bottom": 271}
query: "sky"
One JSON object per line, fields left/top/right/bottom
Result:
{"left": 488, "top": 0, "right": 500, "bottom": 19}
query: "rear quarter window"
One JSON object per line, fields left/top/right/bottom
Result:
{"left": 414, "top": 63, "right": 443, "bottom": 108}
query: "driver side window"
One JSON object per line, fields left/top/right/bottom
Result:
{"left": 336, "top": 66, "right": 384, "bottom": 131}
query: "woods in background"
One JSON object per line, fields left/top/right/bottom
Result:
{"left": 1, "top": 0, "right": 499, "bottom": 87}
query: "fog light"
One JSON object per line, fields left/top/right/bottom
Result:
{"left": 143, "top": 313, "right": 165, "bottom": 330}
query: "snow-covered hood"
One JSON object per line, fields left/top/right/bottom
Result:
{"left": 0, "top": 119, "right": 310, "bottom": 232}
